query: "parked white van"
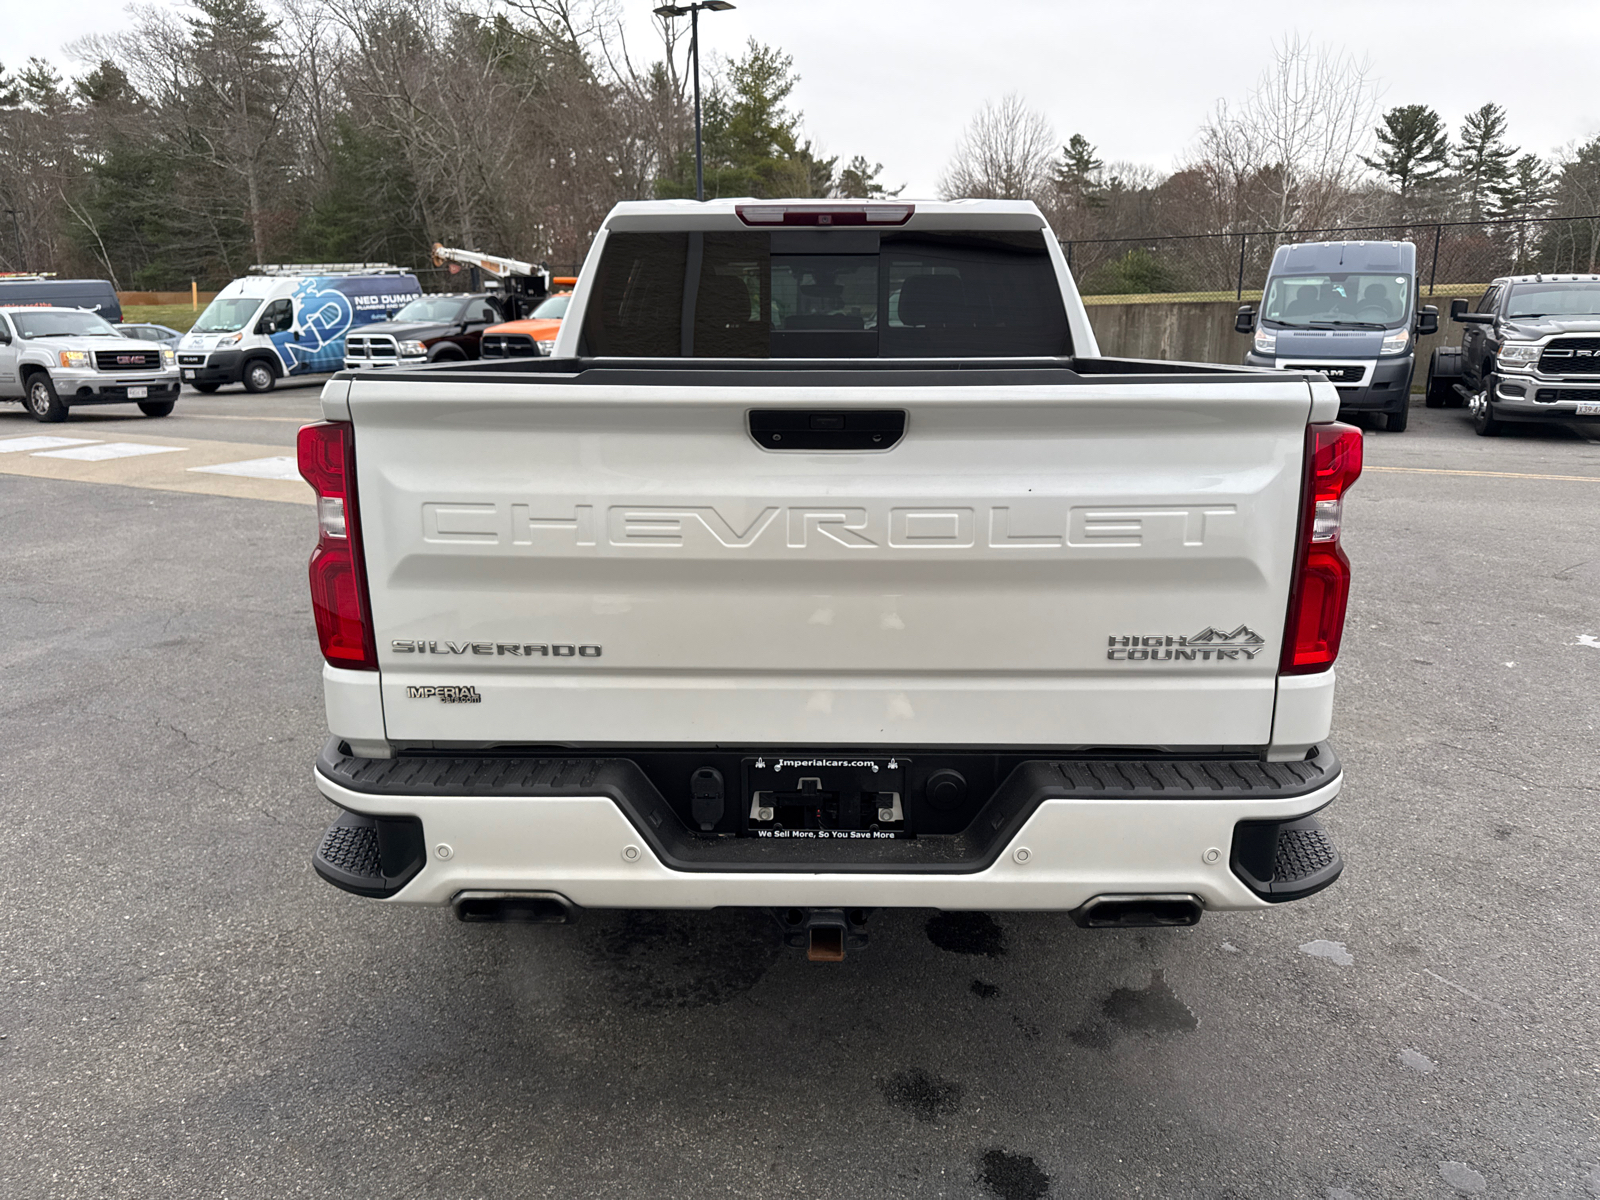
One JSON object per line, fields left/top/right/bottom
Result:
{"left": 176, "top": 264, "right": 421, "bottom": 394}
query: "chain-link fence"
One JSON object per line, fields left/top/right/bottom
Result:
{"left": 1064, "top": 214, "right": 1600, "bottom": 305}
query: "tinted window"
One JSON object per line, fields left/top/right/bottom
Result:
{"left": 468, "top": 300, "right": 500, "bottom": 323}
{"left": 582, "top": 232, "right": 688, "bottom": 356}
{"left": 1476, "top": 287, "right": 1499, "bottom": 314}
{"left": 257, "top": 299, "right": 292, "bottom": 334}
{"left": 880, "top": 233, "right": 1070, "bottom": 357}
{"left": 580, "top": 229, "right": 1069, "bottom": 358}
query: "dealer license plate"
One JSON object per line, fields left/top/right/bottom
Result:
{"left": 1577, "top": 402, "right": 1600, "bottom": 416}
{"left": 128, "top": 386, "right": 147, "bottom": 399}
{"left": 182, "top": 369, "right": 195, "bottom": 379}
{"left": 742, "top": 754, "right": 912, "bottom": 839}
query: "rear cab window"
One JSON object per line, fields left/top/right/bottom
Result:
{"left": 580, "top": 229, "right": 1070, "bottom": 358}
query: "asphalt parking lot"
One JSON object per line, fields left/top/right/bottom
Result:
{"left": 2, "top": 391, "right": 1599, "bottom": 1199}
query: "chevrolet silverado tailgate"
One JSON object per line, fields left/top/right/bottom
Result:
{"left": 348, "top": 368, "right": 1314, "bottom": 748}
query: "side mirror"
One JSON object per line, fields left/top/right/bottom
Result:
{"left": 1449, "top": 299, "right": 1468, "bottom": 322}
{"left": 1234, "top": 305, "right": 1256, "bottom": 334}
{"left": 1417, "top": 306, "right": 1438, "bottom": 336}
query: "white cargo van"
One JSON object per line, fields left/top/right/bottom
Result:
{"left": 176, "top": 264, "right": 421, "bottom": 394}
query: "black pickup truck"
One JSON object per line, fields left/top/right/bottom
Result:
{"left": 1425, "top": 274, "right": 1600, "bottom": 436}
{"left": 341, "top": 293, "right": 505, "bottom": 372}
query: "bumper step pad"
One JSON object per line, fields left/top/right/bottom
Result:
{"left": 312, "top": 809, "right": 426, "bottom": 898}
{"left": 1229, "top": 814, "right": 1343, "bottom": 902}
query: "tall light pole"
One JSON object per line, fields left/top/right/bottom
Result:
{"left": 654, "top": 1, "right": 736, "bottom": 202}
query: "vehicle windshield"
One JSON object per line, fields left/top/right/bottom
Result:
{"left": 393, "top": 296, "right": 469, "bottom": 322}
{"left": 193, "top": 297, "right": 265, "bottom": 333}
{"left": 10, "top": 310, "right": 119, "bottom": 338}
{"left": 531, "top": 294, "right": 571, "bottom": 319}
{"left": 1505, "top": 281, "right": 1600, "bottom": 318}
{"left": 1263, "top": 272, "right": 1412, "bottom": 327}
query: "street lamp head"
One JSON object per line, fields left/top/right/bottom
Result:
{"left": 653, "top": 5, "right": 686, "bottom": 16}
{"left": 703, "top": 1, "right": 737, "bottom": 9}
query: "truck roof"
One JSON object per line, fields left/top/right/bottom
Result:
{"left": 1268, "top": 240, "right": 1416, "bottom": 274}
{"left": 1486, "top": 273, "right": 1600, "bottom": 285}
{"left": 600, "top": 198, "right": 1051, "bottom": 234}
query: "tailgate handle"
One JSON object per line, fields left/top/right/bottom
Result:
{"left": 748, "top": 409, "right": 905, "bottom": 451}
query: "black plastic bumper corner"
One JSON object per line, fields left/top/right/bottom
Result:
{"left": 1230, "top": 814, "right": 1343, "bottom": 902}
{"left": 312, "top": 810, "right": 426, "bottom": 898}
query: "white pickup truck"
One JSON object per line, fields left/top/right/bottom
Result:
{"left": 299, "top": 199, "right": 1362, "bottom": 957}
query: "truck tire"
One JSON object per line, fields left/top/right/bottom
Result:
{"left": 1471, "top": 379, "right": 1504, "bottom": 437}
{"left": 1425, "top": 348, "right": 1461, "bottom": 408}
{"left": 192, "top": 382, "right": 221, "bottom": 394}
{"left": 25, "top": 372, "right": 67, "bottom": 423}
{"left": 1385, "top": 391, "right": 1410, "bottom": 432}
{"left": 242, "top": 359, "right": 277, "bottom": 394}
{"left": 139, "top": 400, "right": 176, "bottom": 417}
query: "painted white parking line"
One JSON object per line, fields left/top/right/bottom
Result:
{"left": 34, "top": 442, "right": 185, "bottom": 462}
{"left": 0, "top": 436, "right": 101, "bottom": 453}
{"left": 188, "top": 455, "right": 299, "bottom": 481}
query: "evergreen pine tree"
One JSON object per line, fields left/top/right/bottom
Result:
{"left": 1053, "top": 133, "right": 1105, "bottom": 208}
{"left": 1453, "top": 103, "right": 1516, "bottom": 221}
{"left": 1360, "top": 104, "right": 1450, "bottom": 203}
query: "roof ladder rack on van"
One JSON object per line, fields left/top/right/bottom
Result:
{"left": 248, "top": 263, "right": 412, "bottom": 276}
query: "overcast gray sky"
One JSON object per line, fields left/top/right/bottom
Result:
{"left": 13, "top": 0, "right": 1600, "bottom": 197}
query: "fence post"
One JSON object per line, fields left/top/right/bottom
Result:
{"left": 1236, "top": 233, "right": 1247, "bottom": 301}
{"left": 1429, "top": 225, "right": 1442, "bottom": 296}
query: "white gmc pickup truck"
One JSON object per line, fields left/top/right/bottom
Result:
{"left": 299, "top": 199, "right": 1362, "bottom": 957}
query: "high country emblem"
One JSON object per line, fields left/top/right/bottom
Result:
{"left": 1107, "top": 625, "right": 1267, "bottom": 662}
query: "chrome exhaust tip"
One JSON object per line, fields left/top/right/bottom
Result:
{"left": 451, "top": 890, "right": 579, "bottom": 924}
{"left": 1072, "top": 893, "right": 1203, "bottom": 929}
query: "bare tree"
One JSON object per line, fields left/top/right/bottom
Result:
{"left": 938, "top": 94, "right": 1055, "bottom": 202}
{"left": 1190, "top": 35, "right": 1382, "bottom": 233}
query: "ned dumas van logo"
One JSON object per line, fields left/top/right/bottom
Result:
{"left": 1107, "top": 625, "right": 1267, "bottom": 662}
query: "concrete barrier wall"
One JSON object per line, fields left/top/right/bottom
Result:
{"left": 1084, "top": 296, "right": 1468, "bottom": 387}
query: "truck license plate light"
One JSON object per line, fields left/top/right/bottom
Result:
{"left": 298, "top": 421, "right": 378, "bottom": 670}
{"left": 1281, "top": 422, "right": 1362, "bottom": 675}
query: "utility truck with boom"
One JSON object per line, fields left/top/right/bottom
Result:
{"left": 299, "top": 199, "right": 1362, "bottom": 959}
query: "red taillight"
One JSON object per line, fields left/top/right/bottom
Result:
{"left": 1281, "top": 422, "right": 1363, "bottom": 675}
{"left": 297, "top": 421, "right": 377, "bottom": 670}
{"left": 735, "top": 203, "right": 915, "bottom": 227}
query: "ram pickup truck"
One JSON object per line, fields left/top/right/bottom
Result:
{"left": 300, "top": 199, "right": 1361, "bottom": 957}
{"left": 1425, "top": 273, "right": 1600, "bottom": 436}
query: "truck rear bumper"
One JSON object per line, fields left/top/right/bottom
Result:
{"left": 310, "top": 742, "right": 1344, "bottom": 912}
